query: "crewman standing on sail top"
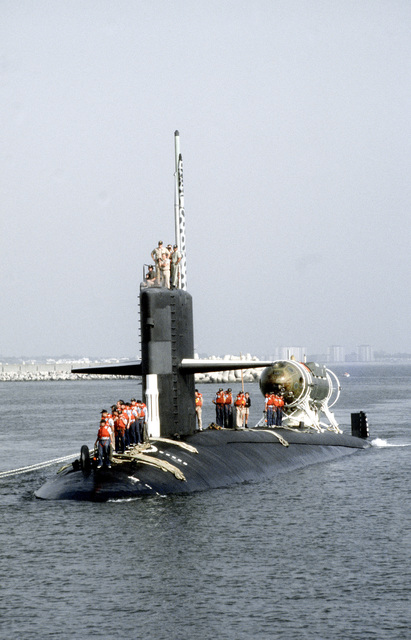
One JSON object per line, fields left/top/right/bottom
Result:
{"left": 151, "top": 241, "right": 164, "bottom": 284}
{"left": 159, "top": 252, "right": 171, "bottom": 288}
{"left": 170, "top": 244, "right": 182, "bottom": 289}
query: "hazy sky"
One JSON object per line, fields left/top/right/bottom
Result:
{"left": 1, "top": 0, "right": 410, "bottom": 358}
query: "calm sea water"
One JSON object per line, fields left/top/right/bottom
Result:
{"left": 0, "top": 364, "right": 410, "bottom": 640}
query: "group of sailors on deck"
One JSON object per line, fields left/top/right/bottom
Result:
{"left": 211, "top": 387, "right": 285, "bottom": 430}
{"left": 96, "top": 388, "right": 287, "bottom": 468}
{"left": 264, "top": 392, "right": 285, "bottom": 427}
{"left": 95, "top": 399, "right": 147, "bottom": 469}
{"left": 211, "top": 388, "right": 251, "bottom": 430}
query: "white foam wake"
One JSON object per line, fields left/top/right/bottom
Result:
{"left": 371, "top": 438, "right": 411, "bottom": 448}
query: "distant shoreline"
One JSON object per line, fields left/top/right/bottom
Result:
{"left": 0, "top": 359, "right": 410, "bottom": 382}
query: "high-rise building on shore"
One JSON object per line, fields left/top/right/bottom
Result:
{"left": 357, "top": 344, "right": 374, "bottom": 362}
{"left": 267, "top": 344, "right": 374, "bottom": 363}
{"left": 272, "top": 346, "right": 307, "bottom": 361}
{"left": 327, "top": 345, "right": 345, "bottom": 363}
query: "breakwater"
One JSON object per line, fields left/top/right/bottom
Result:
{"left": 193, "top": 354, "right": 262, "bottom": 384}
{"left": 0, "top": 355, "right": 264, "bottom": 383}
{"left": 0, "top": 363, "right": 119, "bottom": 381}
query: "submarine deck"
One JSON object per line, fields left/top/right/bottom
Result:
{"left": 35, "top": 427, "right": 370, "bottom": 501}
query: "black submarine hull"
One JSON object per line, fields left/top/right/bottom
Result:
{"left": 35, "top": 429, "right": 370, "bottom": 502}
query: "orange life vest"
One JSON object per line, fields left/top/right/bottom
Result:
{"left": 119, "top": 410, "right": 130, "bottom": 428}
{"left": 116, "top": 415, "right": 127, "bottom": 434}
{"left": 98, "top": 425, "right": 111, "bottom": 440}
{"left": 235, "top": 394, "right": 245, "bottom": 407}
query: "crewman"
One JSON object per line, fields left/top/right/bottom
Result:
{"left": 275, "top": 393, "right": 285, "bottom": 426}
{"left": 137, "top": 400, "right": 147, "bottom": 442}
{"left": 145, "top": 264, "right": 156, "bottom": 286}
{"left": 170, "top": 245, "right": 182, "bottom": 289}
{"left": 159, "top": 252, "right": 171, "bottom": 288}
{"left": 212, "top": 388, "right": 225, "bottom": 427}
{"left": 115, "top": 408, "right": 128, "bottom": 453}
{"left": 95, "top": 419, "right": 112, "bottom": 469}
{"left": 224, "top": 388, "right": 233, "bottom": 428}
{"left": 234, "top": 391, "right": 246, "bottom": 429}
{"left": 100, "top": 409, "right": 113, "bottom": 429}
{"left": 266, "top": 392, "right": 275, "bottom": 427}
{"left": 244, "top": 391, "right": 251, "bottom": 428}
{"left": 195, "top": 389, "right": 203, "bottom": 430}
{"left": 151, "top": 241, "right": 168, "bottom": 284}
{"left": 101, "top": 409, "right": 114, "bottom": 461}
{"left": 120, "top": 402, "right": 131, "bottom": 448}
{"left": 264, "top": 393, "right": 269, "bottom": 424}
{"left": 129, "top": 399, "right": 138, "bottom": 446}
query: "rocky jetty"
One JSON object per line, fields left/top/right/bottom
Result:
{"left": 0, "top": 355, "right": 264, "bottom": 382}
{"left": 0, "top": 362, "right": 131, "bottom": 382}
{"left": 192, "top": 354, "right": 263, "bottom": 384}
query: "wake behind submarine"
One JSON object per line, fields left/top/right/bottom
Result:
{"left": 35, "top": 132, "right": 370, "bottom": 502}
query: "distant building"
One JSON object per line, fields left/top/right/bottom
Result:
{"left": 274, "top": 346, "right": 307, "bottom": 361}
{"left": 357, "top": 345, "right": 374, "bottom": 362}
{"left": 327, "top": 345, "right": 345, "bottom": 363}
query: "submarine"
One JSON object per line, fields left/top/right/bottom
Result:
{"left": 35, "top": 132, "right": 370, "bottom": 502}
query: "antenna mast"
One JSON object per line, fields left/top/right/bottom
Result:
{"left": 174, "top": 130, "right": 187, "bottom": 290}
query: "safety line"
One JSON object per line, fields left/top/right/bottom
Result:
{"left": 0, "top": 453, "right": 79, "bottom": 479}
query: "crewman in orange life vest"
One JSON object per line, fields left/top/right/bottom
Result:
{"left": 224, "top": 388, "right": 233, "bottom": 428}
{"left": 195, "top": 389, "right": 203, "bottom": 430}
{"left": 275, "top": 394, "right": 285, "bottom": 426}
{"left": 212, "top": 388, "right": 225, "bottom": 427}
{"left": 266, "top": 392, "right": 276, "bottom": 427}
{"left": 234, "top": 391, "right": 246, "bottom": 429}
{"left": 95, "top": 419, "right": 113, "bottom": 469}
{"left": 115, "top": 409, "right": 128, "bottom": 453}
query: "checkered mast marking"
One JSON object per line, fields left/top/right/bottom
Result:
{"left": 174, "top": 130, "right": 187, "bottom": 291}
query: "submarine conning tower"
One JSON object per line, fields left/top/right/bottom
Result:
{"left": 141, "top": 286, "right": 196, "bottom": 438}
{"left": 70, "top": 132, "right": 273, "bottom": 439}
